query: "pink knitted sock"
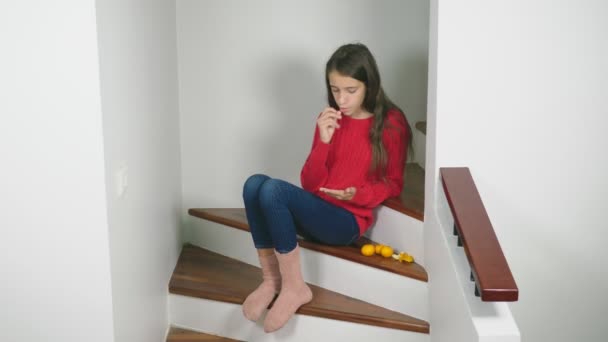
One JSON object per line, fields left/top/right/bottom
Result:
{"left": 242, "top": 252, "right": 281, "bottom": 322}
{"left": 263, "top": 245, "right": 313, "bottom": 333}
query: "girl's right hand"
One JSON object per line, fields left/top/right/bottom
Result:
{"left": 317, "top": 107, "right": 342, "bottom": 144}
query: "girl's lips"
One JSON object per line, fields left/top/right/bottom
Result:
{"left": 339, "top": 108, "right": 348, "bottom": 112}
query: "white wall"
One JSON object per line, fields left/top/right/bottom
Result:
{"left": 95, "top": 0, "right": 182, "bottom": 341}
{"left": 177, "top": 0, "right": 429, "bottom": 218}
{"left": 428, "top": 0, "right": 608, "bottom": 341}
{"left": 0, "top": 2, "right": 115, "bottom": 342}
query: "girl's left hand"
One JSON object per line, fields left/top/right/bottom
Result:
{"left": 319, "top": 187, "right": 356, "bottom": 201}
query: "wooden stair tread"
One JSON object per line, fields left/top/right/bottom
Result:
{"left": 167, "top": 326, "right": 243, "bottom": 341}
{"left": 188, "top": 208, "right": 428, "bottom": 282}
{"left": 169, "top": 244, "right": 430, "bottom": 334}
{"left": 383, "top": 163, "right": 425, "bottom": 221}
{"left": 415, "top": 121, "right": 427, "bottom": 135}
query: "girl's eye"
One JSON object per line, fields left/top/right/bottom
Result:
{"left": 347, "top": 89, "right": 357, "bottom": 94}
{"left": 331, "top": 89, "right": 339, "bottom": 93}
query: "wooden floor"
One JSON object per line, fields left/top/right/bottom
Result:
{"left": 169, "top": 244, "right": 430, "bottom": 334}
{"left": 188, "top": 208, "right": 428, "bottom": 282}
{"left": 167, "top": 327, "right": 243, "bottom": 341}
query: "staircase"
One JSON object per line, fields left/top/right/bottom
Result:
{"left": 167, "top": 326, "right": 244, "bottom": 341}
{"left": 167, "top": 139, "right": 428, "bottom": 340}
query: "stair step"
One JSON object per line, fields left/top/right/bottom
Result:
{"left": 167, "top": 326, "right": 243, "bottom": 341}
{"left": 384, "top": 163, "right": 425, "bottom": 221}
{"left": 415, "top": 121, "right": 426, "bottom": 135}
{"left": 188, "top": 208, "right": 428, "bottom": 282}
{"left": 169, "top": 244, "right": 430, "bottom": 334}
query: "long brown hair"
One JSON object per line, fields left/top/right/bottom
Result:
{"left": 325, "top": 43, "right": 413, "bottom": 178}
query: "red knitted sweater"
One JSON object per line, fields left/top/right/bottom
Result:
{"left": 300, "top": 109, "right": 408, "bottom": 235}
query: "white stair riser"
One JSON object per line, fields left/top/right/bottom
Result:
{"left": 169, "top": 294, "right": 430, "bottom": 342}
{"left": 188, "top": 219, "right": 429, "bottom": 321}
{"left": 367, "top": 206, "right": 425, "bottom": 266}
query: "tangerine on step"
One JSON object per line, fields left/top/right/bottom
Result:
{"left": 361, "top": 244, "right": 375, "bottom": 256}
{"left": 380, "top": 246, "right": 394, "bottom": 258}
{"left": 374, "top": 244, "right": 384, "bottom": 254}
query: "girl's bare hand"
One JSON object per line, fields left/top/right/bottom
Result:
{"left": 319, "top": 187, "right": 356, "bottom": 201}
{"left": 317, "top": 107, "right": 342, "bottom": 144}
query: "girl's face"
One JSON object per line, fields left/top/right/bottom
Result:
{"left": 328, "top": 71, "right": 369, "bottom": 119}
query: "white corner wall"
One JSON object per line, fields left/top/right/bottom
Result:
{"left": 177, "top": 0, "right": 429, "bottom": 217}
{"left": 95, "top": 0, "right": 182, "bottom": 341}
{"left": 427, "top": 0, "right": 608, "bottom": 341}
{"left": 0, "top": 2, "right": 115, "bottom": 342}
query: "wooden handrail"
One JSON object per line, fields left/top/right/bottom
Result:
{"left": 440, "top": 167, "right": 518, "bottom": 301}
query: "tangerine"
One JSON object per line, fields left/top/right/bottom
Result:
{"left": 380, "top": 246, "right": 394, "bottom": 258}
{"left": 361, "top": 244, "right": 375, "bottom": 256}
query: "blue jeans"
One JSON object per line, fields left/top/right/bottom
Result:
{"left": 242, "top": 174, "right": 360, "bottom": 254}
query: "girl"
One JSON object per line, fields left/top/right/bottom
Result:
{"left": 241, "top": 43, "right": 411, "bottom": 333}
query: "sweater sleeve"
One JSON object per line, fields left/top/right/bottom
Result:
{"left": 350, "top": 111, "right": 408, "bottom": 208}
{"left": 300, "top": 124, "right": 330, "bottom": 192}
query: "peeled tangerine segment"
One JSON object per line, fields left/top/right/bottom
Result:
{"left": 392, "top": 252, "right": 415, "bottom": 263}
{"left": 401, "top": 254, "right": 414, "bottom": 263}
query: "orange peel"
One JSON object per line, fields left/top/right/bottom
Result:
{"left": 392, "top": 251, "right": 415, "bottom": 263}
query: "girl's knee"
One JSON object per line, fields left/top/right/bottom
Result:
{"left": 258, "top": 179, "right": 286, "bottom": 208}
{"left": 243, "top": 174, "right": 270, "bottom": 200}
